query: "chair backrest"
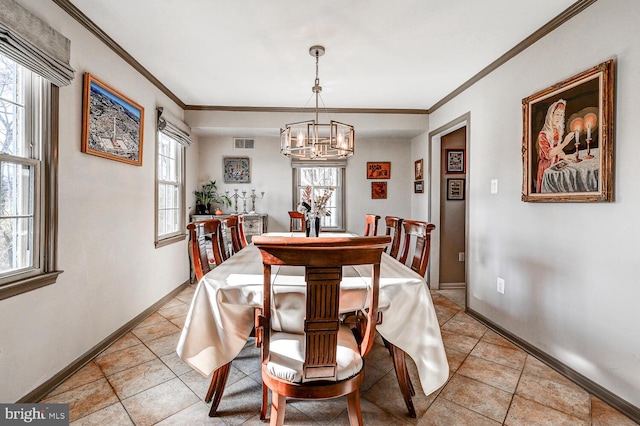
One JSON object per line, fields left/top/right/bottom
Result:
{"left": 384, "top": 216, "right": 404, "bottom": 259}
{"left": 187, "top": 219, "right": 225, "bottom": 281}
{"left": 398, "top": 220, "right": 436, "bottom": 277}
{"left": 288, "top": 211, "right": 306, "bottom": 232}
{"left": 253, "top": 235, "right": 390, "bottom": 382}
{"left": 236, "top": 215, "right": 249, "bottom": 248}
{"left": 364, "top": 214, "right": 381, "bottom": 236}
{"left": 223, "top": 215, "right": 245, "bottom": 255}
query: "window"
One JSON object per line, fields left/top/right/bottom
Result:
{"left": 155, "top": 130, "right": 185, "bottom": 246}
{"left": 0, "top": 54, "right": 60, "bottom": 299}
{"left": 293, "top": 164, "right": 346, "bottom": 231}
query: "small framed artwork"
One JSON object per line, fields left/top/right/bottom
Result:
{"left": 414, "top": 180, "right": 424, "bottom": 193}
{"left": 81, "top": 73, "right": 144, "bottom": 166}
{"left": 371, "top": 182, "right": 387, "bottom": 199}
{"left": 367, "top": 162, "right": 391, "bottom": 179}
{"left": 445, "top": 149, "right": 465, "bottom": 174}
{"left": 522, "top": 60, "right": 614, "bottom": 202}
{"left": 447, "top": 178, "right": 465, "bottom": 200}
{"left": 223, "top": 157, "right": 251, "bottom": 183}
{"left": 414, "top": 159, "right": 424, "bottom": 180}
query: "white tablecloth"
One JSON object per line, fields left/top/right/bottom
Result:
{"left": 176, "top": 233, "right": 449, "bottom": 396}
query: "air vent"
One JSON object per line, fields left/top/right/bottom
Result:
{"left": 234, "top": 138, "right": 255, "bottom": 149}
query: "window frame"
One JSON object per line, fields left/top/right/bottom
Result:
{"left": 0, "top": 61, "right": 61, "bottom": 300}
{"left": 292, "top": 162, "right": 346, "bottom": 232}
{"left": 154, "top": 129, "right": 186, "bottom": 247}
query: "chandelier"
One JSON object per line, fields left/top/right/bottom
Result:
{"left": 280, "top": 45, "right": 355, "bottom": 160}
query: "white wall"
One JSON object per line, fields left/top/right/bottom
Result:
{"left": 194, "top": 135, "right": 414, "bottom": 235}
{"left": 426, "top": 0, "right": 640, "bottom": 407}
{"left": 0, "top": 1, "right": 193, "bottom": 401}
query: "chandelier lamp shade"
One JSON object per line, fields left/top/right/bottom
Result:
{"left": 280, "top": 45, "right": 355, "bottom": 160}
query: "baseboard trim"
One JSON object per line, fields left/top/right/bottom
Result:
{"left": 439, "top": 282, "right": 466, "bottom": 289}
{"left": 18, "top": 280, "right": 191, "bottom": 403}
{"left": 466, "top": 308, "right": 640, "bottom": 423}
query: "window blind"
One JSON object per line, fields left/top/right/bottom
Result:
{"left": 0, "top": 0, "right": 75, "bottom": 86}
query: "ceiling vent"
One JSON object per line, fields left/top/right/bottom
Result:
{"left": 234, "top": 138, "right": 255, "bottom": 149}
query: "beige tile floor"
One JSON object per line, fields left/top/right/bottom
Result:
{"left": 40, "top": 285, "right": 638, "bottom": 425}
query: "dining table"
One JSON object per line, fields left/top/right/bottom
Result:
{"left": 176, "top": 232, "right": 449, "bottom": 399}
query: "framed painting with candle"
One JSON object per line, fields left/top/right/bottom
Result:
{"left": 522, "top": 60, "right": 614, "bottom": 202}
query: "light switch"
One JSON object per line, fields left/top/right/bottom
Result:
{"left": 491, "top": 179, "right": 498, "bottom": 194}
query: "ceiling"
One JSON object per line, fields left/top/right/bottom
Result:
{"left": 66, "top": 0, "right": 580, "bottom": 112}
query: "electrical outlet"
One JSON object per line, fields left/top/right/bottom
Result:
{"left": 497, "top": 277, "right": 505, "bottom": 294}
{"left": 458, "top": 252, "right": 465, "bottom": 262}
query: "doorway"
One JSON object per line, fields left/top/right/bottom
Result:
{"left": 428, "top": 114, "right": 469, "bottom": 308}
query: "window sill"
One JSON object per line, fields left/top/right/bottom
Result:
{"left": 155, "top": 233, "right": 187, "bottom": 248}
{"left": 0, "top": 271, "right": 64, "bottom": 301}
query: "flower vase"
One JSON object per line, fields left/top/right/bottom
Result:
{"left": 305, "top": 213, "right": 321, "bottom": 237}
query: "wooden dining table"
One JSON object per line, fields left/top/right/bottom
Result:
{"left": 176, "top": 232, "right": 449, "bottom": 401}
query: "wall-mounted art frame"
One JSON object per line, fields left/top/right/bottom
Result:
{"left": 367, "top": 162, "right": 391, "bottom": 179}
{"left": 447, "top": 178, "right": 465, "bottom": 201}
{"left": 445, "top": 149, "right": 465, "bottom": 174}
{"left": 371, "top": 182, "right": 387, "bottom": 199}
{"left": 414, "top": 180, "right": 424, "bottom": 194}
{"left": 223, "top": 157, "right": 251, "bottom": 183}
{"left": 522, "top": 60, "right": 614, "bottom": 202}
{"left": 414, "top": 159, "right": 424, "bottom": 180}
{"left": 81, "top": 73, "right": 144, "bottom": 166}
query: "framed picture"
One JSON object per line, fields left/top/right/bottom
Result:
{"left": 371, "top": 182, "right": 387, "bottom": 199}
{"left": 366, "top": 162, "right": 391, "bottom": 179}
{"left": 522, "top": 60, "right": 614, "bottom": 202}
{"left": 414, "top": 159, "right": 424, "bottom": 180}
{"left": 414, "top": 180, "right": 424, "bottom": 193}
{"left": 223, "top": 157, "right": 251, "bottom": 183}
{"left": 81, "top": 73, "right": 144, "bottom": 166}
{"left": 445, "top": 149, "right": 465, "bottom": 174}
{"left": 447, "top": 178, "right": 465, "bottom": 200}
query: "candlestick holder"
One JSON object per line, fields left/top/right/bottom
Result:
{"left": 573, "top": 141, "right": 582, "bottom": 163}
{"left": 249, "top": 189, "right": 265, "bottom": 213}
{"left": 584, "top": 138, "right": 594, "bottom": 159}
{"left": 226, "top": 189, "right": 244, "bottom": 214}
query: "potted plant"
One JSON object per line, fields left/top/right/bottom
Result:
{"left": 194, "top": 180, "right": 231, "bottom": 215}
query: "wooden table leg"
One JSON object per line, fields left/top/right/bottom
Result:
{"left": 206, "top": 362, "right": 231, "bottom": 417}
{"left": 389, "top": 343, "right": 417, "bottom": 418}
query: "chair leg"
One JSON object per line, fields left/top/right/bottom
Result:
{"left": 346, "top": 390, "right": 364, "bottom": 426}
{"left": 206, "top": 362, "right": 231, "bottom": 417}
{"left": 389, "top": 343, "right": 417, "bottom": 418}
{"left": 260, "top": 383, "right": 268, "bottom": 420}
{"left": 270, "top": 391, "right": 286, "bottom": 426}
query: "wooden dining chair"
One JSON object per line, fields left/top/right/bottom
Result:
{"left": 384, "top": 216, "right": 403, "bottom": 259}
{"left": 188, "top": 219, "right": 261, "bottom": 417}
{"left": 223, "top": 215, "right": 245, "bottom": 255}
{"left": 187, "top": 219, "right": 226, "bottom": 281}
{"left": 253, "top": 235, "right": 390, "bottom": 426}
{"left": 398, "top": 219, "right": 436, "bottom": 278}
{"left": 288, "top": 211, "right": 306, "bottom": 232}
{"left": 363, "top": 214, "right": 381, "bottom": 236}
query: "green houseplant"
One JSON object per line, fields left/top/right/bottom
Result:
{"left": 194, "top": 180, "right": 231, "bottom": 215}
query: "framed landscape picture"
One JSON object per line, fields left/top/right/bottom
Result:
{"left": 223, "top": 157, "right": 251, "bottom": 183}
{"left": 414, "top": 180, "right": 424, "bottom": 193}
{"left": 81, "top": 73, "right": 144, "bottom": 166}
{"left": 366, "top": 162, "right": 391, "bottom": 179}
{"left": 522, "top": 60, "right": 614, "bottom": 202}
{"left": 371, "top": 182, "right": 387, "bottom": 199}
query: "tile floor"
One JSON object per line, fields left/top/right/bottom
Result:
{"left": 40, "top": 284, "right": 638, "bottom": 425}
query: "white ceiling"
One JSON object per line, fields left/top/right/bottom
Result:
{"left": 69, "top": 0, "right": 578, "bottom": 111}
